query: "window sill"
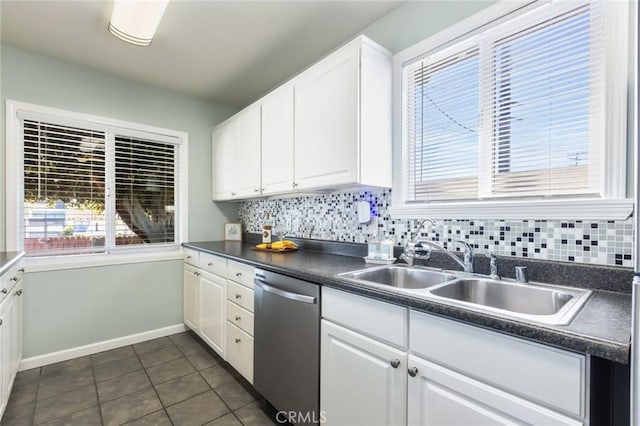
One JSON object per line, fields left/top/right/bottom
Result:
{"left": 388, "top": 198, "right": 634, "bottom": 221}
{"left": 21, "top": 247, "right": 184, "bottom": 273}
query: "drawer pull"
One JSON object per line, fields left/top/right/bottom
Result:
{"left": 186, "top": 255, "right": 192, "bottom": 259}
{"left": 16, "top": 289, "right": 22, "bottom": 296}
{"left": 408, "top": 367, "right": 419, "bottom": 377}
{"left": 208, "top": 263, "right": 213, "bottom": 267}
{"left": 18, "top": 268, "right": 25, "bottom": 273}
{"left": 194, "top": 272, "right": 201, "bottom": 277}
{"left": 0, "top": 319, "right": 2, "bottom": 326}
{"left": 1, "top": 288, "right": 7, "bottom": 294}
{"left": 235, "top": 316, "right": 241, "bottom": 321}
{"left": 10, "top": 277, "right": 18, "bottom": 282}
{"left": 235, "top": 338, "right": 241, "bottom": 344}
{"left": 235, "top": 294, "right": 242, "bottom": 299}
{"left": 390, "top": 359, "right": 400, "bottom": 368}
{"left": 235, "top": 272, "right": 242, "bottom": 277}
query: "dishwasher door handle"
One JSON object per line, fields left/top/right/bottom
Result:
{"left": 255, "top": 279, "right": 317, "bottom": 304}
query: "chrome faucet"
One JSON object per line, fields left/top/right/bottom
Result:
{"left": 400, "top": 219, "right": 435, "bottom": 267}
{"left": 486, "top": 253, "right": 500, "bottom": 280}
{"left": 417, "top": 240, "right": 474, "bottom": 273}
{"left": 400, "top": 219, "right": 474, "bottom": 273}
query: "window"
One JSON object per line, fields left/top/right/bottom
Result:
{"left": 392, "top": 0, "right": 631, "bottom": 220}
{"left": 6, "top": 102, "right": 187, "bottom": 260}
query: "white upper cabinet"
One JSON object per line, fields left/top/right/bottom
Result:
{"left": 294, "top": 36, "right": 391, "bottom": 191}
{"left": 212, "top": 122, "right": 237, "bottom": 200}
{"left": 211, "top": 35, "right": 391, "bottom": 201}
{"left": 294, "top": 43, "right": 359, "bottom": 190}
{"left": 261, "top": 85, "right": 294, "bottom": 196}
{"left": 212, "top": 106, "right": 261, "bottom": 200}
{"left": 234, "top": 105, "right": 262, "bottom": 197}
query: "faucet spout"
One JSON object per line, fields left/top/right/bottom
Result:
{"left": 416, "top": 240, "right": 471, "bottom": 273}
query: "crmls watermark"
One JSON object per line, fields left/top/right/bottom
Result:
{"left": 275, "top": 411, "right": 327, "bottom": 424}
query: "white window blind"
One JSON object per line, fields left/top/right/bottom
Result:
{"left": 114, "top": 136, "right": 176, "bottom": 246}
{"left": 19, "top": 117, "right": 180, "bottom": 257}
{"left": 401, "top": 1, "right": 605, "bottom": 204}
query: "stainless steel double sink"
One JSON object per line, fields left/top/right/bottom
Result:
{"left": 340, "top": 265, "right": 592, "bottom": 325}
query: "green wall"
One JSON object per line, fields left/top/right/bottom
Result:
{"left": 0, "top": 45, "right": 238, "bottom": 358}
{"left": 361, "top": 1, "right": 497, "bottom": 53}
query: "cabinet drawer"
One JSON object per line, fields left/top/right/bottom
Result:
{"left": 200, "top": 252, "right": 227, "bottom": 277}
{"left": 226, "top": 281, "right": 254, "bottom": 313}
{"left": 227, "top": 261, "right": 254, "bottom": 289}
{"left": 183, "top": 248, "right": 199, "bottom": 266}
{"left": 226, "top": 322, "right": 254, "bottom": 384}
{"left": 410, "top": 310, "right": 586, "bottom": 418}
{"left": 322, "top": 287, "right": 408, "bottom": 349}
{"left": 226, "top": 301, "right": 254, "bottom": 336}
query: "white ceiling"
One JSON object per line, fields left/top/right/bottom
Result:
{"left": 0, "top": 0, "right": 401, "bottom": 107}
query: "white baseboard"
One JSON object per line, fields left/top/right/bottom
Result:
{"left": 19, "top": 323, "right": 187, "bottom": 371}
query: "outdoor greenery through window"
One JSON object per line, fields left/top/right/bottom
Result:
{"left": 21, "top": 118, "right": 180, "bottom": 257}
{"left": 401, "top": 1, "right": 605, "bottom": 204}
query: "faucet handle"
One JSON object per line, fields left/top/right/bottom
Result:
{"left": 515, "top": 266, "right": 529, "bottom": 283}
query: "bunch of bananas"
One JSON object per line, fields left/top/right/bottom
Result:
{"left": 256, "top": 240, "right": 299, "bottom": 250}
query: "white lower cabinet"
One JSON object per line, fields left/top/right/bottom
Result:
{"left": 182, "top": 252, "right": 255, "bottom": 383}
{"left": 320, "top": 288, "right": 588, "bottom": 426}
{"left": 200, "top": 272, "right": 225, "bottom": 356}
{"left": 0, "top": 262, "right": 24, "bottom": 421}
{"left": 183, "top": 265, "right": 201, "bottom": 332}
{"left": 226, "top": 322, "right": 254, "bottom": 383}
{"left": 321, "top": 320, "right": 406, "bottom": 426}
{"left": 407, "top": 354, "right": 582, "bottom": 426}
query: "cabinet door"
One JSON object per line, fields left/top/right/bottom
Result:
{"left": 407, "top": 355, "right": 583, "bottom": 426}
{"left": 200, "top": 273, "right": 225, "bottom": 357}
{"left": 261, "top": 86, "right": 294, "bottom": 195}
{"left": 0, "top": 303, "right": 7, "bottom": 417}
{"left": 183, "top": 266, "right": 201, "bottom": 332}
{"left": 226, "top": 321, "right": 253, "bottom": 384}
{"left": 294, "top": 44, "right": 359, "bottom": 190}
{"left": 321, "top": 320, "right": 406, "bottom": 426}
{"left": 234, "top": 106, "right": 262, "bottom": 197}
{"left": 212, "top": 122, "right": 237, "bottom": 200}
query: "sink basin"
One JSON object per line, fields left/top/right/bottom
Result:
{"left": 428, "top": 278, "right": 591, "bottom": 325}
{"left": 340, "top": 265, "right": 455, "bottom": 290}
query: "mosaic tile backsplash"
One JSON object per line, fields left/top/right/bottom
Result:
{"left": 238, "top": 189, "right": 634, "bottom": 267}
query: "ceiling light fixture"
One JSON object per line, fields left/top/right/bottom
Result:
{"left": 108, "top": 0, "right": 170, "bottom": 47}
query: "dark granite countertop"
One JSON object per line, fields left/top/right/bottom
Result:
{"left": 0, "top": 251, "right": 24, "bottom": 277}
{"left": 184, "top": 241, "right": 631, "bottom": 364}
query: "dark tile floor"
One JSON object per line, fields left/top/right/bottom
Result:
{"left": 2, "top": 331, "right": 280, "bottom": 425}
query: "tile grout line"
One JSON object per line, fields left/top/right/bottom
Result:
{"left": 173, "top": 332, "right": 249, "bottom": 426}
{"left": 132, "top": 338, "right": 176, "bottom": 425}
{"left": 89, "top": 351, "right": 106, "bottom": 426}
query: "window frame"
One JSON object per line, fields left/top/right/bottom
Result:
{"left": 390, "top": 0, "right": 632, "bottom": 220}
{"left": 5, "top": 100, "right": 188, "bottom": 270}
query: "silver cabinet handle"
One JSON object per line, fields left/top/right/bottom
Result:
{"left": 208, "top": 263, "right": 213, "bottom": 267}
{"left": 231, "top": 192, "right": 237, "bottom": 196}
{"left": 0, "top": 319, "right": 2, "bottom": 326}
{"left": 235, "top": 272, "right": 242, "bottom": 277}
{"left": 235, "top": 294, "right": 242, "bottom": 299}
{"left": 18, "top": 268, "right": 25, "bottom": 273}
{"left": 254, "top": 188, "right": 259, "bottom": 193}
{"left": 390, "top": 359, "right": 400, "bottom": 368}
{"left": 193, "top": 272, "right": 201, "bottom": 277}
{"left": 235, "top": 316, "right": 241, "bottom": 321}
{"left": 16, "top": 289, "right": 22, "bottom": 296}
{"left": 408, "top": 367, "right": 419, "bottom": 377}
{"left": 1, "top": 288, "right": 7, "bottom": 294}
{"left": 292, "top": 182, "right": 298, "bottom": 188}
{"left": 235, "top": 338, "right": 241, "bottom": 343}
{"left": 10, "top": 277, "right": 18, "bottom": 282}
{"left": 186, "top": 255, "right": 192, "bottom": 259}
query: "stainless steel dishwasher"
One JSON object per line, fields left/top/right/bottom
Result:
{"left": 254, "top": 269, "right": 320, "bottom": 425}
